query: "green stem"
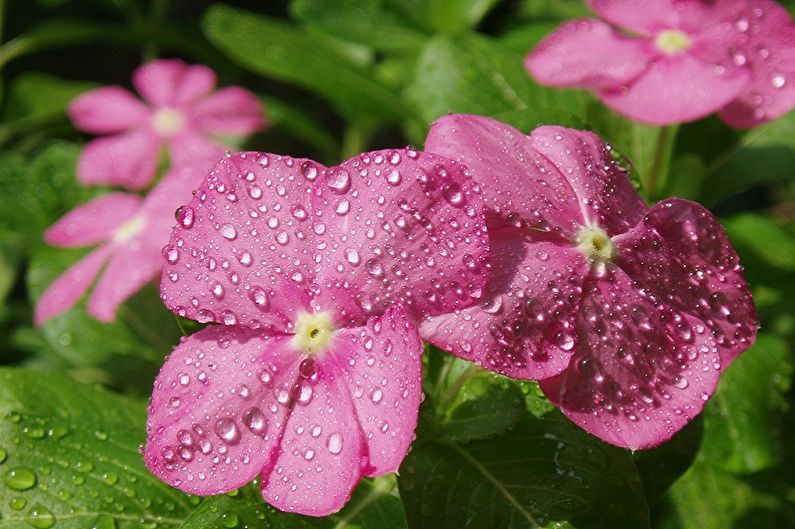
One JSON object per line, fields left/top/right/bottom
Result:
{"left": 644, "top": 125, "right": 676, "bottom": 200}
{"left": 142, "top": 0, "right": 168, "bottom": 61}
{"left": 438, "top": 364, "right": 481, "bottom": 411}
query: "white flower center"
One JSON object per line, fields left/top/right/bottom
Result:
{"left": 576, "top": 225, "right": 615, "bottom": 263}
{"left": 654, "top": 29, "right": 691, "bottom": 55}
{"left": 153, "top": 108, "right": 185, "bottom": 137}
{"left": 112, "top": 215, "right": 146, "bottom": 244}
{"left": 290, "top": 311, "right": 336, "bottom": 355}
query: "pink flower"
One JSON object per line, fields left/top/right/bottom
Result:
{"left": 69, "top": 59, "right": 265, "bottom": 190}
{"left": 146, "top": 149, "right": 489, "bottom": 515}
{"left": 525, "top": 0, "right": 795, "bottom": 127}
{"left": 35, "top": 168, "right": 199, "bottom": 324}
{"left": 421, "top": 114, "right": 758, "bottom": 449}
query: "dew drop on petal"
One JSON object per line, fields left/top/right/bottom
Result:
{"left": 213, "top": 418, "right": 241, "bottom": 445}
{"left": 219, "top": 224, "right": 237, "bottom": 240}
{"left": 326, "top": 432, "right": 343, "bottom": 454}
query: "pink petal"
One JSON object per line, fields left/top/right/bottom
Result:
{"left": 540, "top": 265, "right": 723, "bottom": 450}
{"left": 168, "top": 131, "right": 226, "bottom": 172}
{"left": 424, "top": 114, "right": 585, "bottom": 237}
{"left": 528, "top": 126, "right": 647, "bottom": 236}
{"left": 160, "top": 153, "right": 317, "bottom": 331}
{"left": 598, "top": 55, "right": 750, "bottom": 125}
{"left": 421, "top": 226, "right": 588, "bottom": 380}
{"left": 77, "top": 130, "right": 162, "bottom": 190}
{"left": 260, "top": 358, "right": 366, "bottom": 516}
{"left": 68, "top": 86, "right": 151, "bottom": 134}
{"left": 312, "top": 148, "right": 490, "bottom": 324}
{"left": 34, "top": 245, "right": 113, "bottom": 325}
{"left": 133, "top": 59, "right": 217, "bottom": 107}
{"left": 145, "top": 326, "right": 301, "bottom": 495}
{"left": 45, "top": 192, "right": 142, "bottom": 248}
{"left": 193, "top": 87, "right": 265, "bottom": 136}
{"left": 719, "top": 3, "right": 795, "bottom": 128}
{"left": 525, "top": 19, "right": 652, "bottom": 89}
{"left": 328, "top": 305, "right": 422, "bottom": 475}
{"left": 587, "top": 0, "right": 711, "bottom": 35}
{"left": 614, "top": 198, "right": 758, "bottom": 366}
{"left": 87, "top": 175, "right": 200, "bottom": 322}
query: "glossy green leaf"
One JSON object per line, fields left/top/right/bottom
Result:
{"left": 0, "top": 72, "right": 96, "bottom": 132}
{"left": 725, "top": 214, "right": 795, "bottom": 271}
{"left": 180, "top": 476, "right": 407, "bottom": 529}
{"left": 399, "top": 412, "right": 650, "bottom": 529}
{"left": 0, "top": 368, "right": 195, "bottom": 528}
{"left": 203, "top": 4, "right": 411, "bottom": 122}
{"left": 408, "top": 33, "right": 585, "bottom": 129}
{"left": 700, "top": 335, "right": 793, "bottom": 474}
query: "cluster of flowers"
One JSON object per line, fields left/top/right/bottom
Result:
{"left": 35, "top": 60, "right": 264, "bottom": 323}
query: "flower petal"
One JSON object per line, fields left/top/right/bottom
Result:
{"left": 312, "top": 148, "right": 490, "bottom": 324}
{"left": 719, "top": 3, "right": 795, "bottom": 128}
{"left": 588, "top": 0, "right": 711, "bottom": 34}
{"left": 614, "top": 198, "right": 758, "bottom": 366}
{"left": 193, "top": 87, "right": 265, "bottom": 136}
{"left": 45, "top": 192, "right": 142, "bottom": 248}
{"left": 260, "top": 359, "right": 366, "bottom": 516}
{"left": 528, "top": 125, "right": 647, "bottom": 236}
{"left": 525, "top": 19, "right": 651, "bottom": 89}
{"left": 328, "top": 304, "right": 422, "bottom": 475}
{"left": 77, "top": 130, "right": 162, "bottom": 190}
{"left": 68, "top": 87, "right": 151, "bottom": 134}
{"left": 421, "top": 226, "right": 587, "bottom": 380}
{"left": 168, "top": 131, "right": 226, "bottom": 174}
{"left": 133, "top": 59, "right": 217, "bottom": 107}
{"left": 160, "top": 153, "right": 318, "bottom": 331}
{"left": 34, "top": 245, "right": 113, "bottom": 325}
{"left": 424, "top": 114, "right": 585, "bottom": 237}
{"left": 540, "top": 265, "right": 722, "bottom": 450}
{"left": 145, "top": 326, "right": 300, "bottom": 495}
{"left": 598, "top": 55, "right": 750, "bottom": 125}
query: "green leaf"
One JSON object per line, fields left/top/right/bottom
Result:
{"left": 438, "top": 372, "right": 526, "bottom": 442}
{"left": 260, "top": 95, "right": 339, "bottom": 159}
{"left": 702, "top": 110, "right": 795, "bottom": 205}
{"left": 700, "top": 335, "right": 793, "bottom": 474}
{"left": 407, "top": 33, "right": 585, "bottom": 129}
{"left": 289, "top": 0, "right": 427, "bottom": 52}
{"left": 724, "top": 214, "right": 795, "bottom": 271}
{"left": 203, "top": 4, "right": 411, "bottom": 122}
{"left": 399, "top": 413, "right": 650, "bottom": 529}
{"left": 0, "top": 20, "right": 108, "bottom": 70}
{"left": 0, "top": 368, "right": 195, "bottom": 528}
{"left": 180, "top": 476, "right": 407, "bottom": 529}
{"left": 424, "top": 0, "right": 503, "bottom": 33}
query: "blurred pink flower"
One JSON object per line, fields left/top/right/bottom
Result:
{"left": 422, "top": 114, "right": 758, "bottom": 449}
{"left": 69, "top": 59, "right": 265, "bottom": 190}
{"left": 146, "top": 149, "right": 489, "bottom": 515}
{"left": 525, "top": 0, "right": 795, "bottom": 127}
{"left": 35, "top": 167, "right": 199, "bottom": 324}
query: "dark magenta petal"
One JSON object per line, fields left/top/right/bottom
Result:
{"left": 312, "top": 148, "right": 490, "bottom": 324}
{"left": 260, "top": 359, "right": 367, "bottom": 516}
{"left": 145, "top": 326, "right": 300, "bottom": 495}
{"left": 526, "top": 19, "right": 651, "bottom": 89}
{"left": 160, "top": 152, "right": 319, "bottom": 331}
{"left": 328, "top": 305, "right": 423, "bottom": 475}
{"left": 614, "top": 198, "right": 758, "bottom": 365}
{"left": 540, "top": 266, "right": 722, "bottom": 450}
{"left": 422, "top": 226, "right": 587, "bottom": 380}
{"left": 528, "top": 126, "right": 647, "bottom": 236}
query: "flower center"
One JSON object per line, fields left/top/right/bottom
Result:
{"left": 654, "top": 29, "right": 691, "bottom": 55}
{"left": 152, "top": 108, "right": 185, "bottom": 137}
{"left": 112, "top": 215, "right": 146, "bottom": 244}
{"left": 576, "top": 225, "right": 615, "bottom": 263}
{"left": 290, "top": 311, "right": 336, "bottom": 355}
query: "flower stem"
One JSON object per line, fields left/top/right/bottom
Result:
{"left": 438, "top": 363, "right": 482, "bottom": 411}
{"left": 644, "top": 125, "right": 677, "bottom": 200}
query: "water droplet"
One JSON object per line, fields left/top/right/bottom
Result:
{"left": 242, "top": 408, "right": 267, "bottom": 436}
{"left": 220, "top": 511, "right": 240, "bottom": 528}
{"left": 371, "top": 389, "right": 383, "bottom": 403}
{"left": 214, "top": 418, "right": 241, "bottom": 445}
{"left": 8, "top": 497, "right": 26, "bottom": 510}
{"left": 442, "top": 182, "right": 465, "bottom": 206}
{"left": 163, "top": 245, "right": 179, "bottom": 264}
{"left": 219, "top": 224, "right": 237, "bottom": 240}
{"left": 0, "top": 447, "right": 6, "bottom": 464}
{"left": 386, "top": 169, "right": 402, "bottom": 185}
{"left": 335, "top": 199, "right": 350, "bottom": 215}
{"left": 4, "top": 467, "right": 37, "bottom": 490}
{"left": 345, "top": 248, "right": 360, "bottom": 265}
{"left": 301, "top": 161, "right": 318, "bottom": 181}
{"left": 673, "top": 376, "right": 689, "bottom": 389}
{"left": 772, "top": 74, "right": 787, "bottom": 89}
{"left": 327, "top": 168, "right": 351, "bottom": 193}
{"left": 249, "top": 287, "right": 269, "bottom": 309}
{"left": 26, "top": 503, "right": 56, "bottom": 529}
{"left": 176, "top": 206, "right": 195, "bottom": 228}
{"left": 326, "top": 432, "right": 343, "bottom": 454}
{"left": 91, "top": 514, "right": 117, "bottom": 529}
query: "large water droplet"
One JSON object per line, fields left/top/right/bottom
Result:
{"left": 4, "top": 467, "right": 37, "bottom": 490}
{"left": 242, "top": 407, "right": 267, "bottom": 436}
{"left": 213, "top": 418, "right": 241, "bottom": 445}
{"left": 26, "top": 503, "right": 56, "bottom": 529}
{"left": 219, "top": 224, "right": 237, "bottom": 240}
{"left": 327, "top": 168, "right": 351, "bottom": 193}
{"left": 326, "top": 432, "right": 343, "bottom": 454}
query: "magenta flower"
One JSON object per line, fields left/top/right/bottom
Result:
{"left": 147, "top": 149, "right": 489, "bottom": 515}
{"left": 525, "top": 0, "right": 795, "bottom": 127}
{"left": 35, "top": 167, "right": 199, "bottom": 324}
{"left": 421, "top": 114, "right": 758, "bottom": 449}
{"left": 68, "top": 59, "right": 265, "bottom": 190}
